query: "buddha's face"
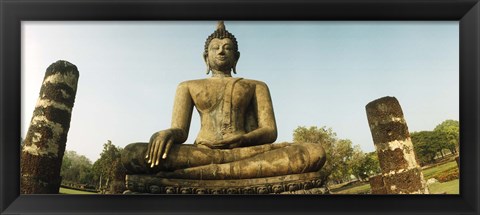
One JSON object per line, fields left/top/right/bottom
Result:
{"left": 205, "top": 38, "right": 238, "bottom": 72}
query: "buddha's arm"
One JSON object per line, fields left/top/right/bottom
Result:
{"left": 242, "top": 82, "right": 278, "bottom": 146}
{"left": 146, "top": 82, "right": 194, "bottom": 167}
{"left": 169, "top": 82, "right": 194, "bottom": 143}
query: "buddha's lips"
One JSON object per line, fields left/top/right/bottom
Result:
{"left": 216, "top": 56, "right": 227, "bottom": 60}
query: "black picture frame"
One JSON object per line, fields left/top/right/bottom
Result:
{"left": 1, "top": 0, "right": 479, "bottom": 214}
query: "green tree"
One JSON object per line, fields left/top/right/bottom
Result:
{"left": 293, "top": 126, "right": 354, "bottom": 186}
{"left": 348, "top": 146, "right": 365, "bottom": 180}
{"left": 349, "top": 150, "right": 381, "bottom": 181}
{"left": 434, "top": 120, "right": 459, "bottom": 155}
{"left": 411, "top": 119, "right": 460, "bottom": 165}
{"left": 92, "top": 140, "right": 125, "bottom": 194}
{"left": 411, "top": 131, "right": 442, "bottom": 165}
{"left": 364, "top": 152, "right": 381, "bottom": 176}
{"left": 329, "top": 139, "right": 354, "bottom": 183}
{"left": 60, "top": 151, "right": 94, "bottom": 186}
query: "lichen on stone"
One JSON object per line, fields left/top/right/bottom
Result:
{"left": 24, "top": 115, "right": 64, "bottom": 157}
{"left": 43, "top": 72, "right": 79, "bottom": 91}
{"left": 35, "top": 99, "right": 72, "bottom": 113}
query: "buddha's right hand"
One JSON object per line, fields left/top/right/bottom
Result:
{"left": 146, "top": 130, "right": 174, "bottom": 168}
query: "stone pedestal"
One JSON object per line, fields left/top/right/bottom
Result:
{"left": 366, "top": 96, "right": 428, "bottom": 194}
{"left": 124, "top": 171, "right": 326, "bottom": 194}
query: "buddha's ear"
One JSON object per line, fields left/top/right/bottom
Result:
{"left": 233, "top": 52, "right": 240, "bottom": 74}
{"left": 203, "top": 52, "right": 208, "bottom": 62}
{"left": 203, "top": 52, "right": 210, "bottom": 75}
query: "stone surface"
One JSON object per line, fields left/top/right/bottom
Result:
{"left": 369, "top": 174, "right": 387, "bottom": 194}
{"left": 20, "top": 60, "right": 79, "bottom": 194}
{"left": 426, "top": 178, "right": 438, "bottom": 185}
{"left": 121, "top": 21, "right": 326, "bottom": 187}
{"left": 366, "top": 96, "right": 428, "bottom": 194}
{"left": 382, "top": 168, "right": 426, "bottom": 194}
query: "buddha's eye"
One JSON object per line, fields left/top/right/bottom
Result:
{"left": 211, "top": 45, "right": 219, "bottom": 50}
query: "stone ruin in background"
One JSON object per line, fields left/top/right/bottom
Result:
{"left": 366, "top": 96, "right": 429, "bottom": 194}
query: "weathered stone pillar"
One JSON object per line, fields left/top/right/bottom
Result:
{"left": 366, "top": 96, "right": 428, "bottom": 194}
{"left": 369, "top": 174, "right": 387, "bottom": 194}
{"left": 21, "top": 60, "right": 79, "bottom": 194}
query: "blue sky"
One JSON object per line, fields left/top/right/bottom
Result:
{"left": 21, "top": 21, "right": 459, "bottom": 162}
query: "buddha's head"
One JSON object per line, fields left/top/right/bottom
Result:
{"left": 203, "top": 21, "right": 240, "bottom": 75}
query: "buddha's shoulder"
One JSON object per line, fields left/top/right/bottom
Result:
{"left": 176, "top": 79, "right": 206, "bottom": 87}
{"left": 240, "top": 78, "right": 267, "bottom": 85}
{"left": 176, "top": 78, "right": 270, "bottom": 87}
{"left": 240, "top": 78, "right": 270, "bottom": 88}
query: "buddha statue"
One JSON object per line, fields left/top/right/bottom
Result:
{"left": 121, "top": 21, "right": 327, "bottom": 194}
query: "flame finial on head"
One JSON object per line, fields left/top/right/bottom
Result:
{"left": 217, "top": 21, "right": 226, "bottom": 31}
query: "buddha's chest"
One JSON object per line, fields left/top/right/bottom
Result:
{"left": 190, "top": 79, "right": 254, "bottom": 113}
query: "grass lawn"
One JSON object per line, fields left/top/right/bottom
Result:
{"left": 422, "top": 161, "right": 458, "bottom": 180}
{"left": 59, "top": 187, "right": 98, "bottom": 194}
{"left": 428, "top": 179, "right": 459, "bottom": 194}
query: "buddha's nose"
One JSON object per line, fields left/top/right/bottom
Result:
{"left": 218, "top": 47, "right": 225, "bottom": 55}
